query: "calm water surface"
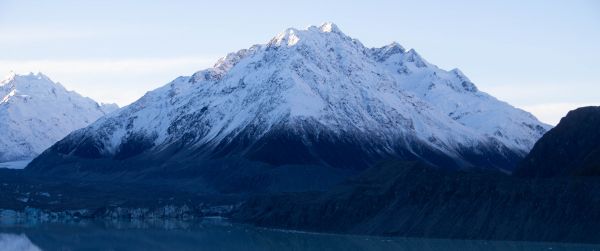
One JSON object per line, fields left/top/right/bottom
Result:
{"left": 0, "top": 218, "right": 599, "bottom": 251}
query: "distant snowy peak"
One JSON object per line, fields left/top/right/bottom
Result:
{"left": 2, "top": 72, "right": 64, "bottom": 97}
{"left": 0, "top": 72, "right": 117, "bottom": 162}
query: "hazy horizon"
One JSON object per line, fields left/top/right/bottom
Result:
{"left": 1, "top": 0, "right": 598, "bottom": 125}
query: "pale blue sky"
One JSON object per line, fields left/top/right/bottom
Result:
{"left": 1, "top": 0, "right": 598, "bottom": 124}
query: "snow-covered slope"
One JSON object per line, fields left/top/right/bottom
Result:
{"left": 28, "top": 23, "right": 550, "bottom": 187}
{"left": 0, "top": 72, "right": 117, "bottom": 162}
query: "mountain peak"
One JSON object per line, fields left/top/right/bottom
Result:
{"left": 370, "top": 42, "right": 406, "bottom": 62}
{"left": 2, "top": 71, "right": 17, "bottom": 83}
{"left": 318, "top": 22, "right": 340, "bottom": 33}
{"left": 269, "top": 28, "right": 302, "bottom": 47}
{"left": 27, "top": 22, "right": 551, "bottom": 186}
{"left": 29, "top": 71, "right": 50, "bottom": 79}
{"left": 3, "top": 71, "right": 51, "bottom": 82}
{"left": 268, "top": 22, "right": 349, "bottom": 48}
{"left": 387, "top": 41, "right": 405, "bottom": 50}
{"left": 1, "top": 72, "right": 66, "bottom": 94}
{"left": 16, "top": 72, "right": 51, "bottom": 81}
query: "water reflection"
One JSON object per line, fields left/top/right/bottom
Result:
{"left": 0, "top": 218, "right": 599, "bottom": 251}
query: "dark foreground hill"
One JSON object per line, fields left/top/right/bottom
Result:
{"left": 517, "top": 106, "right": 600, "bottom": 177}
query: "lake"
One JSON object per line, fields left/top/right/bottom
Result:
{"left": 0, "top": 218, "right": 599, "bottom": 251}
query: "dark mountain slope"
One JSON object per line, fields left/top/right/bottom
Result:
{"left": 233, "top": 160, "right": 600, "bottom": 243}
{"left": 516, "top": 106, "right": 600, "bottom": 177}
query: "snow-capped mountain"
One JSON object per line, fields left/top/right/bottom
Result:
{"left": 0, "top": 72, "right": 118, "bottom": 163}
{"left": 28, "top": 23, "right": 549, "bottom": 192}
